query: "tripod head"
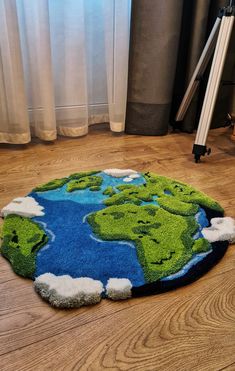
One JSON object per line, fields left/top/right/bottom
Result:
{"left": 219, "top": 0, "right": 235, "bottom": 17}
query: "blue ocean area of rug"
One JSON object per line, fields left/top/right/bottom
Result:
{"left": 32, "top": 198, "right": 146, "bottom": 286}
{"left": 31, "top": 171, "right": 210, "bottom": 286}
{"left": 33, "top": 172, "right": 145, "bottom": 204}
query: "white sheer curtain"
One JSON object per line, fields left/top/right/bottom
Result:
{"left": 0, "top": 0, "right": 131, "bottom": 144}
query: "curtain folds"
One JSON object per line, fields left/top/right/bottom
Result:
{"left": 0, "top": 0, "right": 131, "bottom": 144}
{"left": 0, "top": 0, "right": 30, "bottom": 143}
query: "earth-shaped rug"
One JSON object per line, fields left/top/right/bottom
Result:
{"left": 1, "top": 169, "right": 235, "bottom": 308}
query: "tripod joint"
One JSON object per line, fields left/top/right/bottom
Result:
{"left": 220, "top": 2, "right": 235, "bottom": 17}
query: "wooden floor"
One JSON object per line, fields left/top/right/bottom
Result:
{"left": 0, "top": 125, "right": 235, "bottom": 371}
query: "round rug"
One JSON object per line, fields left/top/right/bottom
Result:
{"left": 1, "top": 169, "right": 234, "bottom": 308}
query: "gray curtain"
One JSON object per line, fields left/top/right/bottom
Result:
{"left": 125, "top": 0, "right": 235, "bottom": 135}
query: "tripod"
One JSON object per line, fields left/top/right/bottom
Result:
{"left": 175, "top": 0, "right": 235, "bottom": 162}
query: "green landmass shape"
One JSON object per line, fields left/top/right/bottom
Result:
{"left": 1, "top": 215, "right": 48, "bottom": 278}
{"left": 90, "top": 186, "right": 101, "bottom": 191}
{"left": 104, "top": 172, "right": 223, "bottom": 215}
{"left": 157, "top": 196, "right": 199, "bottom": 216}
{"left": 87, "top": 171, "right": 221, "bottom": 282}
{"left": 33, "top": 178, "right": 68, "bottom": 192}
{"left": 68, "top": 170, "right": 100, "bottom": 180}
{"left": 103, "top": 186, "right": 116, "bottom": 196}
{"left": 33, "top": 170, "right": 100, "bottom": 192}
{"left": 192, "top": 238, "right": 210, "bottom": 253}
{"left": 88, "top": 204, "right": 211, "bottom": 282}
{"left": 67, "top": 175, "right": 103, "bottom": 192}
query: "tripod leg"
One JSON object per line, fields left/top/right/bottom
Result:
{"left": 175, "top": 17, "right": 221, "bottom": 121}
{"left": 193, "top": 14, "right": 235, "bottom": 162}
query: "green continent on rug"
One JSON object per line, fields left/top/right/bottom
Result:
{"left": 1, "top": 215, "right": 48, "bottom": 278}
{"left": 33, "top": 170, "right": 100, "bottom": 192}
{"left": 88, "top": 204, "right": 210, "bottom": 281}
{"left": 104, "top": 172, "right": 223, "bottom": 214}
{"left": 67, "top": 175, "right": 102, "bottom": 192}
{"left": 1, "top": 169, "right": 234, "bottom": 309}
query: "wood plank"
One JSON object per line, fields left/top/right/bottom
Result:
{"left": 0, "top": 270, "right": 234, "bottom": 370}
